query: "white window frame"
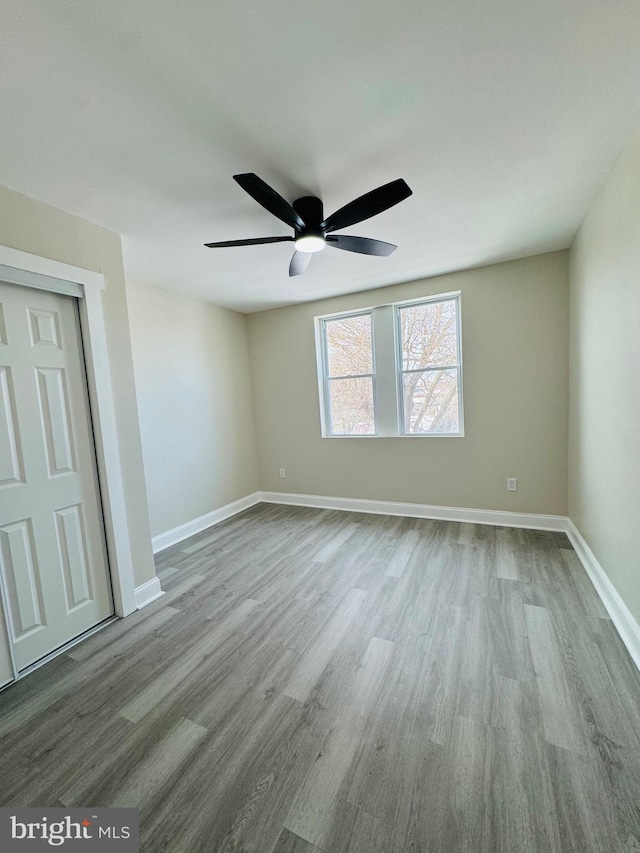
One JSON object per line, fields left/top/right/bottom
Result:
{"left": 315, "top": 291, "right": 464, "bottom": 438}
{"left": 395, "top": 293, "right": 464, "bottom": 437}
{"left": 316, "top": 309, "right": 378, "bottom": 437}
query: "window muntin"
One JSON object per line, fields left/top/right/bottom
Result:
{"left": 322, "top": 312, "right": 376, "bottom": 435}
{"left": 396, "top": 296, "right": 462, "bottom": 435}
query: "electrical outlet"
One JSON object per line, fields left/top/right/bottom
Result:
{"left": 279, "top": 468, "right": 286, "bottom": 479}
{"left": 506, "top": 478, "right": 517, "bottom": 492}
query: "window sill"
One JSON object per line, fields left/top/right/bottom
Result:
{"left": 321, "top": 432, "right": 465, "bottom": 439}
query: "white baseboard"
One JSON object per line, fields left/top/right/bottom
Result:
{"left": 259, "top": 490, "right": 569, "bottom": 532}
{"left": 151, "top": 492, "right": 262, "bottom": 554}
{"left": 566, "top": 520, "right": 640, "bottom": 671}
{"left": 134, "top": 577, "right": 164, "bottom": 609}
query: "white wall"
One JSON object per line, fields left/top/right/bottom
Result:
{"left": 127, "top": 282, "right": 259, "bottom": 539}
{"left": 0, "top": 184, "right": 156, "bottom": 587}
{"left": 569, "top": 134, "right": 640, "bottom": 626}
{"left": 248, "top": 251, "right": 569, "bottom": 516}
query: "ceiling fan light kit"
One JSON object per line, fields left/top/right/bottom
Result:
{"left": 295, "top": 235, "right": 325, "bottom": 253}
{"left": 205, "top": 173, "right": 413, "bottom": 277}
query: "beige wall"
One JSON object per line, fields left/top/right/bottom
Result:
{"left": 248, "top": 251, "right": 569, "bottom": 515}
{"left": 0, "top": 185, "right": 156, "bottom": 586}
{"left": 569, "top": 135, "right": 640, "bottom": 626}
{"left": 127, "top": 282, "right": 259, "bottom": 539}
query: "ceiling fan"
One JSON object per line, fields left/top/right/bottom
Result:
{"left": 204, "top": 173, "right": 413, "bottom": 276}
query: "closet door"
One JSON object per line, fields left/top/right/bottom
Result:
{"left": 0, "top": 605, "right": 13, "bottom": 688}
{"left": 0, "top": 281, "right": 113, "bottom": 671}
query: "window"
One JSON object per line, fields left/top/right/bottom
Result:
{"left": 397, "top": 298, "right": 462, "bottom": 434}
{"left": 316, "top": 293, "right": 463, "bottom": 437}
{"left": 320, "top": 312, "right": 375, "bottom": 435}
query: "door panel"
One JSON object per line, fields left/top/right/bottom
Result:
{"left": 35, "top": 366, "right": 76, "bottom": 476}
{"left": 0, "top": 281, "right": 113, "bottom": 670}
{"left": 54, "top": 504, "right": 94, "bottom": 610}
{"left": 0, "top": 366, "right": 24, "bottom": 487}
{"left": 0, "top": 605, "right": 13, "bottom": 689}
{"left": 0, "top": 518, "right": 44, "bottom": 637}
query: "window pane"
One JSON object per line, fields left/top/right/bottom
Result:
{"left": 328, "top": 377, "right": 375, "bottom": 434}
{"left": 325, "top": 314, "right": 373, "bottom": 377}
{"left": 402, "top": 369, "right": 460, "bottom": 434}
{"left": 399, "top": 299, "right": 458, "bottom": 371}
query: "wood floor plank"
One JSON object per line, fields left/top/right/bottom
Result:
{"left": 180, "top": 515, "right": 254, "bottom": 554}
{"left": 120, "top": 598, "right": 259, "bottom": 723}
{"left": 546, "top": 742, "right": 626, "bottom": 853}
{"left": 151, "top": 572, "right": 207, "bottom": 608}
{"left": 602, "top": 744, "right": 640, "bottom": 849}
{"left": 111, "top": 717, "right": 207, "bottom": 808}
{"left": 420, "top": 602, "right": 467, "bottom": 745}
{"left": 2, "top": 713, "right": 134, "bottom": 806}
{"left": 67, "top": 605, "right": 181, "bottom": 666}
{"left": 594, "top": 620, "right": 640, "bottom": 740}
{"left": 343, "top": 629, "right": 434, "bottom": 826}
{"left": 284, "top": 636, "right": 395, "bottom": 849}
{"left": 390, "top": 737, "right": 451, "bottom": 852}
{"left": 156, "top": 564, "right": 179, "bottom": 580}
{"left": 444, "top": 715, "right": 497, "bottom": 852}
{"left": 329, "top": 575, "right": 398, "bottom": 673}
{"left": 468, "top": 535, "right": 501, "bottom": 600}
{"left": 312, "top": 523, "right": 360, "bottom": 564}
{"left": 489, "top": 675, "right": 562, "bottom": 852}
{"left": 186, "top": 639, "right": 300, "bottom": 732}
{"left": 72, "top": 717, "right": 208, "bottom": 809}
{"left": 495, "top": 527, "right": 527, "bottom": 582}
{"left": 384, "top": 528, "right": 420, "bottom": 578}
{"left": 525, "top": 603, "right": 586, "bottom": 754}
{"left": 283, "top": 587, "right": 367, "bottom": 702}
{"left": 560, "top": 548, "right": 611, "bottom": 621}
{"left": 271, "top": 828, "right": 324, "bottom": 852}
{"left": 371, "top": 528, "right": 440, "bottom": 643}
{"left": 322, "top": 798, "right": 395, "bottom": 853}
{"left": 0, "top": 655, "right": 81, "bottom": 737}
{"left": 559, "top": 626, "right": 640, "bottom": 753}
{"left": 140, "top": 694, "right": 319, "bottom": 853}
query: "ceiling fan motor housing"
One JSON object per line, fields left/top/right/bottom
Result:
{"left": 293, "top": 196, "right": 324, "bottom": 237}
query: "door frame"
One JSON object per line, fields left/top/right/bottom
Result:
{"left": 0, "top": 245, "right": 137, "bottom": 619}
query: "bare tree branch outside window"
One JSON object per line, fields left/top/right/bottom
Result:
{"left": 398, "top": 299, "right": 460, "bottom": 433}
{"left": 324, "top": 314, "right": 375, "bottom": 434}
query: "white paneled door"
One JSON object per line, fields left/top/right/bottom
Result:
{"left": 0, "top": 607, "right": 12, "bottom": 687}
{"left": 0, "top": 281, "right": 113, "bottom": 672}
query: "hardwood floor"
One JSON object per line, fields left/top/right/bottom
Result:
{"left": 1, "top": 503, "right": 640, "bottom": 851}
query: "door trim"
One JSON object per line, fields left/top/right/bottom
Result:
{"left": 0, "top": 245, "right": 137, "bottom": 618}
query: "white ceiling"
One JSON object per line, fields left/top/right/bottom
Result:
{"left": 2, "top": 1, "right": 640, "bottom": 312}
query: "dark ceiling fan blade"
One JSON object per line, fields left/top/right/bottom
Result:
{"left": 233, "top": 173, "right": 305, "bottom": 230}
{"left": 326, "top": 235, "right": 397, "bottom": 256}
{"left": 204, "top": 236, "right": 294, "bottom": 248}
{"left": 322, "top": 179, "right": 412, "bottom": 233}
{"left": 289, "top": 251, "right": 312, "bottom": 277}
